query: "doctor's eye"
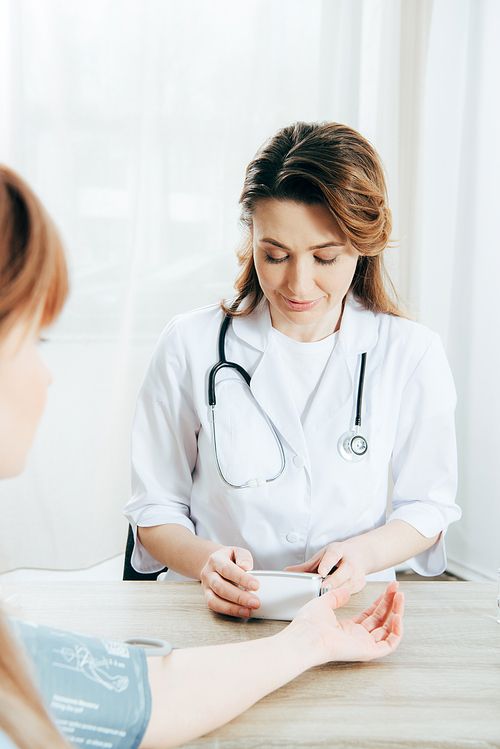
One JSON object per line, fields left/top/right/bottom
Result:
{"left": 315, "top": 255, "right": 339, "bottom": 266}
{"left": 264, "top": 253, "right": 288, "bottom": 264}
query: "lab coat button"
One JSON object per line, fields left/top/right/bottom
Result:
{"left": 293, "top": 455, "right": 305, "bottom": 468}
{"left": 286, "top": 532, "right": 300, "bottom": 544}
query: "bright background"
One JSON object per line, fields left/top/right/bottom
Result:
{"left": 0, "top": 0, "right": 498, "bottom": 582}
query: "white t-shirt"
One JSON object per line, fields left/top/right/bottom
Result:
{"left": 273, "top": 327, "right": 338, "bottom": 423}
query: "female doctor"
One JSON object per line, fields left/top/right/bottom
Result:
{"left": 124, "top": 121, "right": 461, "bottom": 618}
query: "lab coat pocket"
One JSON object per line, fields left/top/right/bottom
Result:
{"left": 212, "top": 376, "right": 284, "bottom": 489}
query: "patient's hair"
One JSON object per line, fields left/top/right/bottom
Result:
{"left": 222, "top": 121, "right": 403, "bottom": 318}
{"left": 0, "top": 164, "right": 69, "bottom": 746}
{"left": 0, "top": 165, "right": 68, "bottom": 338}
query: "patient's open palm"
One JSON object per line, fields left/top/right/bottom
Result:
{"left": 291, "top": 581, "right": 404, "bottom": 664}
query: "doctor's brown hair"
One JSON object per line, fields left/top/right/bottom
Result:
{"left": 222, "top": 121, "right": 403, "bottom": 318}
{"left": 0, "top": 164, "right": 69, "bottom": 747}
{"left": 0, "top": 165, "right": 68, "bottom": 338}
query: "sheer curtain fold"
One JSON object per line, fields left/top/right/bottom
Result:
{"left": 0, "top": 0, "right": 497, "bottom": 580}
{"left": 414, "top": 0, "right": 500, "bottom": 580}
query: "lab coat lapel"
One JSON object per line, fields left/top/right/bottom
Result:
{"left": 232, "top": 306, "right": 308, "bottom": 457}
{"left": 302, "top": 297, "right": 379, "bottom": 441}
{"left": 250, "top": 338, "right": 308, "bottom": 457}
{"left": 301, "top": 346, "right": 352, "bottom": 442}
{"left": 230, "top": 296, "right": 379, "bottom": 452}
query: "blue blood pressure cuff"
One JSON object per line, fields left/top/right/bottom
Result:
{"left": 9, "top": 618, "right": 162, "bottom": 749}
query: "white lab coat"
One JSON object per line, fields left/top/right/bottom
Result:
{"left": 124, "top": 295, "right": 461, "bottom": 580}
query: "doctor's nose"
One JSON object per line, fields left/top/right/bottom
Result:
{"left": 286, "top": 261, "right": 315, "bottom": 298}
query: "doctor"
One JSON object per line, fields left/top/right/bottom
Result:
{"left": 124, "top": 121, "right": 461, "bottom": 618}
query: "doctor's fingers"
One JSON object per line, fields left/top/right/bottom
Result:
{"left": 284, "top": 553, "right": 323, "bottom": 574}
{"left": 323, "top": 559, "right": 366, "bottom": 594}
{"left": 210, "top": 559, "right": 259, "bottom": 594}
{"left": 284, "top": 562, "right": 317, "bottom": 575}
{"left": 207, "top": 548, "right": 258, "bottom": 590}
{"left": 203, "top": 577, "right": 260, "bottom": 618}
{"left": 316, "top": 545, "right": 344, "bottom": 578}
{"left": 233, "top": 548, "right": 255, "bottom": 572}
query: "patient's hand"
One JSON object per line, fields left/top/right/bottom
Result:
{"left": 286, "top": 581, "right": 404, "bottom": 666}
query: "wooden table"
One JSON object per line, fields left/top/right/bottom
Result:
{"left": 2, "top": 581, "right": 499, "bottom": 748}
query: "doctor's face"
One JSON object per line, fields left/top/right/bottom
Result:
{"left": 0, "top": 318, "right": 51, "bottom": 478}
{"left": 252, "top": 199, "right": 359, "bottom": 342}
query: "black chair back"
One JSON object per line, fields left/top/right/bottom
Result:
{"left": 122, "top": 524, "right": 168, "bottom": 580}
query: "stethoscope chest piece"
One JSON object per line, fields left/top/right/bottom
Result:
{"left": 338, "top": 351, "right": 369, "bottom": 463}
{"left": 338, "top": 429, "right": 368, "bottom": 463}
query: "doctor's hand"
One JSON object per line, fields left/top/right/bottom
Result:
{"left": 200, "top": 546, "right": 261, "bottom": 618}
{"left": 286, "top": 581, "right": 404, "bottom": 666}
{"left": 285, "top": 540, "right": 368, "bottom": 594}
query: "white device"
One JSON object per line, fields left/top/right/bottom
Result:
{"left": 249, "top": 570, "right": 324, "bottom": 621}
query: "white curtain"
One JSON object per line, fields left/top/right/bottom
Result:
{"left": 0, "top": 0, "right": 497, "bottom": 580}
{"left": 409, "top": 0, "right": 500, "bottom": 581}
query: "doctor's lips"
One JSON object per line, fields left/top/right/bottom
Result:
{"left": 282, "top": 296, "right": 322, "bottom": 311}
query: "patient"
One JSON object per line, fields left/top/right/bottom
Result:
{"left": 0, "top": 165, "right": 404, "bottom": 749}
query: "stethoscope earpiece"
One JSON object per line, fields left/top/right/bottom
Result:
{"left": 337, "top": 429, "right": 368, "bottom": 463}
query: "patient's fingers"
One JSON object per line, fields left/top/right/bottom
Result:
{"left": 357, "top": 582, "right": 402, "bottom": 631}
{"left": 367, "top": 592, "right": 405, "bottom": 640}
{"left": 350, "top": 592, "right": 385, "bottom": 625}
{"left": 351, "top": 581, "right": 399, "bottom": 626}
{"left": 372, "top": 614, "right": 404, "bottom": 653}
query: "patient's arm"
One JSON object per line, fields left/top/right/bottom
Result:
{"left": 141, "top": 582, "right": 404, "bottom": 749}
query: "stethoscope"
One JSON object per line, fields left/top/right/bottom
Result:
{"left": 208, "top": 315, "right": 368, "bottom": 489}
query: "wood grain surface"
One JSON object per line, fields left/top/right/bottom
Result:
{"left": 2, "top": 580, "right": 499, "bottom": 748}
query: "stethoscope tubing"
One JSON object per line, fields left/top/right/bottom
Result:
{"left": 208, "top": 314, "right": 368, "bottom": 487}
{"left": 355, "top": 352, "right": 367, "bottom": 427}
{"left": 208, "top": 316, "right": 250, "bottom": 406}
{"left": 209, "top": 315, "right": 286, "bottom": 488}
{"left": 210, "top": 402, "right": 286, "bottom": 488}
